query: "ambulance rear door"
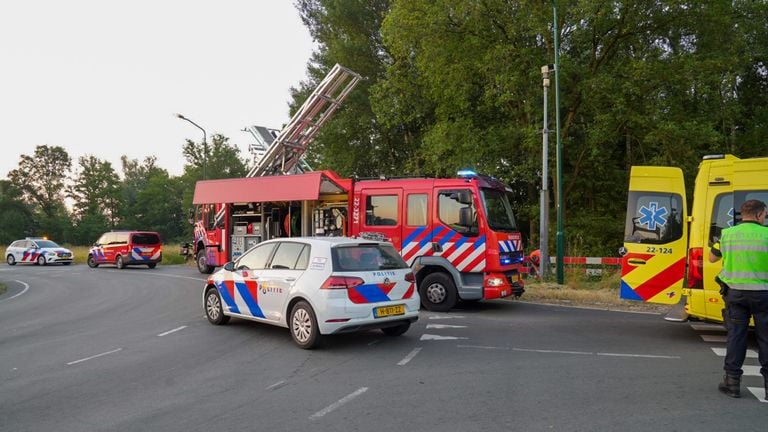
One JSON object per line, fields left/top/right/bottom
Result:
{"left": 620, "top": 166, "right": 687, "bottom": 304}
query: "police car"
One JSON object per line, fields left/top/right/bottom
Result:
{"left": 5, "top": 237, "right": 74, "bottom": 266}
{"left": 203, "top": 237, "right": 420, "bottom": 349}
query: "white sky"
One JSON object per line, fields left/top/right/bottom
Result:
{"left": 0, "top": 1, "right": 315, "bottom": 179}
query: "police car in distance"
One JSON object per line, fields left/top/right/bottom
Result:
{"left": 5, "top": 237, "right": 74, "bottom": 266}
{"left": 203, "top": 237, "right": 420, "bottom": 349}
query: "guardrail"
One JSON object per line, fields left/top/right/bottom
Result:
{"left": 522, "top": 252, "right": 621, "bottom": 278}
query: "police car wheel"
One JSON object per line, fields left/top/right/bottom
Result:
{"left": 63, "top": 262, "right": 71, "bottom": 266}
{"left": 290, "top": 301, "right": 321, "bottom": 349}
{"left": 381, "top": 322, "right": 410, "bottom": 337}
{"left": 37, "top": 255, "right": 47, "bottom": 266}
{"left": 6, "top": 255, "right": 16, "bottom": 266}
{"left": 147, "top": 263, "right": 157, "bottom": 269}
{"left": 87, "top": 255, "right": 99, "bottom": 268}
{"left": 204, "top": 288, "right": 230, "bottom": 325}
{"left": 419, "top": 272, "right": 457, "bottom": 312}
{"left": 116, "top": 255, "right": 125, "bottom": 269}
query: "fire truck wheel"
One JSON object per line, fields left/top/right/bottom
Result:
{"left": 381, "top": 322, "right": 410, "bottom": 337}
{"left": 204, "top": 287, "right": 230, "bottom": 325}
{"left": 116, "top": 255, "right": 125, "bottom": 269}
{"left": 197, "top": 250, "right": 215, "bottom": 274}
{"left": 7, "top": 255, "right": 16, "bottom": 266}
{"left": 37, "top": 255, "right": 47, "bottom": 266}
{"left": 87, "top": 255, "right": 99, "bottom": 268}
{"left": 290, "top": 301, "right": 322, "bottom": 349}
{"left": 419, "top": 272, "right": 457, "bottom": 312}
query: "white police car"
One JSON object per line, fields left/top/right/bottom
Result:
{"left": 6, "top": 237, "right": 74, "bottom": 266}
{"left": 203, "top": 237, "right": 420, "bottom": 349}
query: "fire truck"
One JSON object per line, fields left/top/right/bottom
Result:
{"left": 190, "top": 65, "right": 525, "bottom": 311}
{"left": 619, "top": 154, "right": 768, "bottom": 323}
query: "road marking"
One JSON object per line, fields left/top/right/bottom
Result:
{"left": 157, "top": 326, "right": 187, "bottom": 337}
{"left": 747, "top": 387, "right": 767, "bottom": 402}
{"left": 0, "top": 280, "right": 30, "bottom": 303}
{"left": 742, "top": 365, "right": 762, "bottom": 376}
{"left": 428, "top": 315, "right": 465, "bottom": 320}
{"left": 368, "top": 340, "right": 380, "bottom": 346}
{"left": 310, "top": 387, "right": 368, "bottom": 419}
{"left": 266, "top": 380, "right": 286, "bottom": 390}
{"left": 690, "top": 323, "right": 725, "bottom": 332}
{"left": 426, "top": 323, "right": 467, "bottom": 329}
{"left": 597, "top": 352, "right": 681, "bottom": 359}
{"left": 513, "top": 348, "right": 593, "bottom": 356}
{"left": 397, "top": 348, "right": 422, "bottom": 366}
{"left": 700, "top": 335, "right": 727, "bottom": 343}
{"left": 710, "top": 348, "right": 758, "bottom": 358}
{"left": 457, "top": 345, "right": 508, "bottom": 350}
{"left": 420, "top": 334, "right": 468, "bottom": 341}
{"left": 67, "top": 348, "right": 123, "bottom": 365}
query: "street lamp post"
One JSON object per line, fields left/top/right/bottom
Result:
{"left": 540, "top": 64, "right": 552, "bottom": 279}
{"left": 175, "top": 113, "right": 208, "bottom": 179}
{"left": 551, "top": 0, "right": 565, "bottom": 285}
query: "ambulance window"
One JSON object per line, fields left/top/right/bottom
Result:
{"left": 270, "top": 242, "right": 306, "bottom": 270}
{"left": 439, "top": 190, "right": 478, "bottom": 236}
{"left": 366, "top": 195, "right": 399, "bottom": 226}
{"left": 237, "top": 242, "right": 276, "bottom": 270}
{"left": 407, "top": 194, "right": 428, "bottom": 226}
{"left": 624, "top": 192, "right": 683, "bottom": 244}
{"left": 734, "top": 190, "right": 768, "bottom": 226}
{"left": 709, "top": 194, "right": 733, "bottom": 244}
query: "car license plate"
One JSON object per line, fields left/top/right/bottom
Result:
{"left": 374, "top": 304, "right": 405, "bottom": 318}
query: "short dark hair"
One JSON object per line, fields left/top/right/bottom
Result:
{"left": 741, "top": 199, "right": 767, "bottom": 219}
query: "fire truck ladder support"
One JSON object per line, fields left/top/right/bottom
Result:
{"left": 247, "top": 64, "right": 362, "bottom": 178}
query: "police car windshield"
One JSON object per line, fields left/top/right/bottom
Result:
{"left": 34, "top": 240, "right": 59, "bottom": 248}
{"left": 481, "top": 188, "right": 518, "bottom": 232}
{"left": 331, "top": 244, "right": 408, "bottom": 272}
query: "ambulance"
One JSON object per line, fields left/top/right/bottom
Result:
{"left": 619, "top": 154, "right": 768, "bottom": 323}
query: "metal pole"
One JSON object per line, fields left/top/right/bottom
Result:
{"left": 552, "top": 0, "right": 565, "bottom": 284}
{"left": 540, "top": 65, "right": 551, "bottom": 279}
{"left": 176, "top": 113, "right": 208, "bottom": 179}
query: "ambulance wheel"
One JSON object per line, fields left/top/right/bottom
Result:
{"left": 196, "top": 250, "right": 215, "bottom": 274}
{"left": 381, "top": 322, "right": 410, "bottom": 337}
{"left": 87, "top": 255, "right": 99, "bottom": 268}
{"left": 204, "top": 287, "right": 230, "bottom": 325}
{"left": 116, "top": 255, "right": 125, "bottom": 269}
{"left": 6, "top": 255, "right": 16, "bottom": 266}
{"left": 147, "top": 263, "right": 157, "bottom": 269}
{"left": 37, "top": 255, "right": 47, "bottom": 266}
{"left": 420, "top": 272, "right": 457, "bottom": 312}
{"left": 290, "top": 301, "right": 321, "bottom": 349}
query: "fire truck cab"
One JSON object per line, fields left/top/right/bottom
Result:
{"left": 620, "top": 154, "right": 768, "bottom": 323}
{"left": 192, "top": 169, "right": 525, "bottom": 311}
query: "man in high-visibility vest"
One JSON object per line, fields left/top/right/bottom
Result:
{"left": 709, "top": 199, "right": 768, "bottom": 399}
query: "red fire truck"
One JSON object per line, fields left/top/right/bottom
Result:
{"left": 192, "top": 169, "right": 525, "bottom": 311}
{"left": 189, "top": 64, "right": 525, "bottom": 311}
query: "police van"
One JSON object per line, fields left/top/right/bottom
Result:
{"left": 619, "top": 154, "right": 768, "bottom": 323}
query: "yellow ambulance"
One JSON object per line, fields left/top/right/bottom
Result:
{"left": 619, "top": 154, "right": 768, "bottom": 323}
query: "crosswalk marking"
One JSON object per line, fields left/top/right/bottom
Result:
{"left": 710, "top": 347, "right": 758, "bottom": 358}
{"left": 426, "top": 323, "right": 467, "bottom": 329}
{"left": 747, "top": 387, "right": 767, "bottom": 403}
{"left": 700, "top": 335, "right": 727, "bottom": 343}
{"left": 428, "top": 315, "right": 465, "bottom": 320}
{"left": 420, "top": 334, "right": 468, "bottom": 341}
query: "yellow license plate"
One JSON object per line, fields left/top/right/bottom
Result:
{"left": 374, "top": 304, "right": 405, "bottom": 318}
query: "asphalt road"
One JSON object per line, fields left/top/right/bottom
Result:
{"left": 1, "top": 264, "right": 767, "bottom": 432}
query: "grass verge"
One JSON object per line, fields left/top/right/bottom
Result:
{"left": 0, "top": 244, "right": 194, "bottom": 267}
{"left": 0, "top": 283, "right": 6, "bottom": 296}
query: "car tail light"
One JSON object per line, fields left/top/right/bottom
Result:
{"left": 321, "top": 276, "right": 364, "bottom": 290}
{"left": 687, "top": 247, "right": 703, "bottom": 289}
{"left": 405, "top": 272, "right": 415, "bottom": 283}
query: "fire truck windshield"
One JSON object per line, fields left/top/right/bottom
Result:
{"left": 481, "top": 188, "right": 518, "bottom": 232}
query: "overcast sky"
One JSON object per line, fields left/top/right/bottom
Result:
{"left": 0, "top": 1, "right": 315, "bottom": 180}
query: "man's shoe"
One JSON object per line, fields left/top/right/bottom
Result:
{"left": 718, "top": 375, "right": 741, "bottom": 398}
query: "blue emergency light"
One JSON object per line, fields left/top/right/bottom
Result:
{"left": 457, "top": 169, "right": 478, "bottom": 178}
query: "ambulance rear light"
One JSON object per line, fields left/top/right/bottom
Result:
{"left": 687, "top": 247, "right": 704, "bottom": 289}
{"left": 321, "top": 276, "right": 364, "bottom": 290}
{"left": 405, "top": 272, "right": 415, "bottom": 283}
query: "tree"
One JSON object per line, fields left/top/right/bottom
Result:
{"left": 0, "top": 180, "right": 35, "bottom": 244}
{"left": 69, "top": 155, "right": 122, "bottom": 244}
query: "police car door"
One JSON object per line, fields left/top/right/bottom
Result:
{"left": 620, "top": 166, "right": 687, "bottom": 304}
{"left": 228, "top": 242, "right": 277, "bottom": 321}
{"left": 258, "top": 241, "right": 308, "bottom": 325}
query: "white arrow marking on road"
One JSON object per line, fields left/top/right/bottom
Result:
{"left": 420, "top": 334, "right": 468, "bottom": 341}
{"left": 67, "top": 348, "right": 123, "bottom": 365}
{"left": 426, "top": 323, "right": 467, "bottom": 329}
{"left": 711, "top": 347, "right": 758, "bottom": 358}
{"left": 747, "top": 387, "right": 767, "bottom": 402}
{"left": 157, "top": 326, "right": 187, "bottom": 337}
{"left": 701, "top": 335, "right": 727, "bottom": 343}
{"left": 428, "top": 315, "right": 465, "bottom": 320}
{"left": 397, "top": 348, "right": 422, "bottom": 366}
{"left": 310, "top": 387, "right": 368, "bottom": 419}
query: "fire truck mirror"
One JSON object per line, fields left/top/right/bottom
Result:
{"left": 457, "top": 190, "right": 473, "bottom": 205}
{"left": 459, "top": 207, "right": 473, "bottom": 227}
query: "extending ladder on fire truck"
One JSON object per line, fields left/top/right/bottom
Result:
{"left": 246, "top": 64, "right": 362, "bottom": 178}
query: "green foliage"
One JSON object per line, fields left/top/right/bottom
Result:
{"left": 69, "top": 155, "right": 122, "bottom": 243}
{"left": 0, "top": 181, "right": 35, "bottom": 244}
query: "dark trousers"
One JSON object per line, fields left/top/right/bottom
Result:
{"left": 723, "top": 289, "right": 768, "bottom": 379}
